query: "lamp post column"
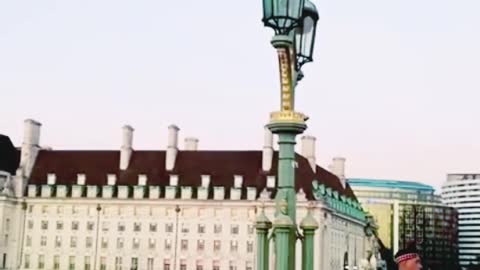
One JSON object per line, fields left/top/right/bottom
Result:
{"left": 300, "top": 203, "right": 319, "bottom": 270}
{"left": 255, "top": 205, "right": 272, "bottom": 270}
{"left": 267, "top": 29, "right": 308, "bottom": 270}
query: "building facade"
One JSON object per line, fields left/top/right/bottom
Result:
{"left": 442, "top": 174, "right": 480, "bottom": 268}
{"left": 0, "top": 119, "right": 371, "bottom": 270}
{"left": 348, "top": 178, "right": 459, "bottom": 270}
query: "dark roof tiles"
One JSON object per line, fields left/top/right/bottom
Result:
{"left": 29, "top": 150, "right": 357, "bottom": 201}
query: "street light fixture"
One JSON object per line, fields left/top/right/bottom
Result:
{"left": 295, "top": 0, "right": 319, "bottom": 70}
{"left": 256, "top": 1, "right": 320, "bottom": 270}
{"left": 262, "top": 0, "right": 306, "bottom": 34}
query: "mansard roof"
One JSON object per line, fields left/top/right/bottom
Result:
{"left": 29, "top": 150, "right": 358, "bottom": 201}
{"left": 0, "top": 135, "right": 20, "bottom": 175}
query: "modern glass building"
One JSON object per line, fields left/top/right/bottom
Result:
{"left": 349, "top": 178, "right": 459, "bottom": 270}
{"left": 442, "top": 174, "right": 480, "bottom": 268}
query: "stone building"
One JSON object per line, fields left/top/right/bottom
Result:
{"left": 0, "top": 119, "right": 369, "bottom": 270}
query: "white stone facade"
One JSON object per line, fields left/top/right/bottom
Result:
{"left": 0, "top": 192, "right": 366, "bottom": 270}
{"left": 0, "top": 120, "right": 369, "bottom": 270}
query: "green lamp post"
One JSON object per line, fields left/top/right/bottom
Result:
{"left": 255, "top": 0, "right": 320, "bottom": 270}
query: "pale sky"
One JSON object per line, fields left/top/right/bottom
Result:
{"left": 1, "top": 0, "right": 479, "bottom": 193}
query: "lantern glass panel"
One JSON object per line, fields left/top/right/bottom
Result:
{"left": 295, "top": 2, "right": 318, "bottom": 69}
{"left": 262, "top": 0, "right": 306, "bottom": 34}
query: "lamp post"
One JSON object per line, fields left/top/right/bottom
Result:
{"left": 255, "top": 0, "right": 319, "bottom": 270}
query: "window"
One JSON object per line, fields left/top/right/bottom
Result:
{"left": 213, "top": 260, "right": 220, "bottom": 270}
{"left": 86, "top": 237, "right": 93, "bottom": 248}
{"left": 4, "top": 234, "right": 7, "bottom": 245}
{"left": 117, "top": 238, "right": 124, "bottom": 249}
{"left": 246, "top": 261, "right": 253, "bottom": 270}
{"left": 149, "top": 223, "right": 157, "bottom": 232}
{"left": 41, "top": 221, "right": 48, "bottom": 230}
{"left": 214, "top": 224, "right": 222, "bottom": 234}
{"left": 196, "top": 261, "right": 203, "bottom": 270}
{"left": 134, "top": 222, "right": 141, "bottom": 232}
{"left": 229, "top": 261, "right": 236, "bottom": 270}
{"left": 247, "top": 241, "right": 253, "bottom": 253}
{"left": 55, "top": 236, "right": 62, "bottom": 248}
{"left": 181, "top": 223, "right": 189, "bottom": 233}
{"left": 56, "top": 221, "right": 64, "bottom": 230}
{"left": 84, "top": 256, "right": 91, "bottom": 270}
{"left": 180, "top": 259, "right": 187, "bottom": 270}
{"left": 115, "top": 257, "right": 122, "bottom": 270}
{"left": 100, "top": 257, "right": 106, "bottom": 270}
{"left": 71, "top": 236, "right": 77, "bottom": 248}
{"left": 231, "top": 225, "right": 239, "bottom": 234}
{"left": 24, "top": 254, "right": 30, "bottom": 269}
{"left": 69, "top": 256, "right": 75, "bottom": 270}
{"left": 230, "top": 240, "right": 238, "bottom": 252}
{"left": 41, "top": 205, "right": 48, "bottom": 214}
{"left": 149, "top": 238, "right": 156, "bottom": 249}
{"left": 38, "top": 255, "right": 45, "bottom": 269}
{"left": 27, "top": 220, "right": 33, "bottom": 229}
{"left": 101, "top": 237, "right": 108, "bottom": 249}
{"left": 214, "top": 240, "right": 221, "bottom": 251}
{"left": 118, "top": 222, "right": 125, "bottom": 232}
{"left": 131, "top": 257, "right": 138, "bottom": 270}
{"left": 163, "top": 259, "right": 171, "bottom": 270}
{"left": 102, "top": 222, "right": 109, "bottom": 232}
{"left": 26, "top": 235, "right": 32, "bottom": 247}
{"left": 181, "top": 239, "right": 188, "bottom": 250}
{"left": 5, "top": 219, "right": 9, "bottom": 231}
{"left": 198, "top": 224, "right": 205, "bottom": 234}
{"left": 28, "top": 205, "right": 33, "bottom": 213}
{"left": 147, "top": 258, "right": 154, "bottom": 270}
{"left": 165, "top": 223, "right": 173, "bottom": 233}
{"left": 87, "top": 221, "right": 94, "bottom": 231}
{"left": 54, "top": 255, "right": 60, "bottom": 270}
{"left": 248, "top": 225, "right": 254, "bottom": 234}
{"left": 72, "top": 221, "right": 79, "bottom": 231}
{"left": 165, "top": 239, "right": 172, "bottom": 251}
{"left": 40, "top": 236, "right": 47, "bottom": 246}
{"left": 132, "top": 238, "right": 140, "bottom": 249}
{"left": 197, "top": 239, "right": 205, "bottom": 251}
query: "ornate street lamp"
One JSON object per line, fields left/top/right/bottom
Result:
{"left": 262, "top": 0, "right": 306, "bottom": 34}
{"left": 257, "top": 1, "right": 320, "bottom": 270}
{"left": 295, "top": 0, "right": 319, "bottom": 70}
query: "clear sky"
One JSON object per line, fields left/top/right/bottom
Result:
{"left": 1, "top": 0, "right": 479, "bottom": 192}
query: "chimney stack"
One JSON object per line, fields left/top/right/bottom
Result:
{"left": 166, "top": 125, "right": 180, "bottom": 171}
{"left": 330, "top": 157, "right": 346, "bottom": 188}
{"left": 262, "top": 127, "right": 273, "bottom": 171}
{"left": 301, "top": 135, "right": 316, "bottom": 172}
{"left": 20, "top": 119, "right": 42, "bottom": 177}
{"left": 184, "top": 137, "right": 199, "bottom": 151}
{"left": 120, "top": 125, "right": 134, "bottom": 170}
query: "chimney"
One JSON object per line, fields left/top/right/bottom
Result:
{"left": 120, "top": 125, "right": 134, "bottom": 170}
{"left": 301, "top": 135, "right": 316, "bottom": 172}
{"left": 262, "top": 127, "right": 273, "bottom": 171}
{"left": 166, "top": 125, "right": 179, "bottom": 171}
{"left": 20, "top": 119, "right": 42, "bottom": 177}
{"left": 184, "top": 137, "right": 199, "bottom": 151}
{"left": 331, "top": 157, "right": 346, "bottom": 188}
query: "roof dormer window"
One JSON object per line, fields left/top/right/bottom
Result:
{"left": 107, "top": 174, "right": 116, "bottom": 185}
{"left": 201, "top": 175, "right": 210, "bottom": 187}
{"left": 47, "top": 173, "right": 56, "bottom": 185}
{"left": 138, "top": 174, "right": 147, "bottom": 186}
{"left": 170, "top": 175, "right": 179, "bottom": 186}
{"left": 266, "top": 176, "right": 275, "bottom": 188}
{"left": 77, "top": 174, "right": 86, "bottom": 185}
{"left": 234, "top": 175, "right": 243, "bottom": 188}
